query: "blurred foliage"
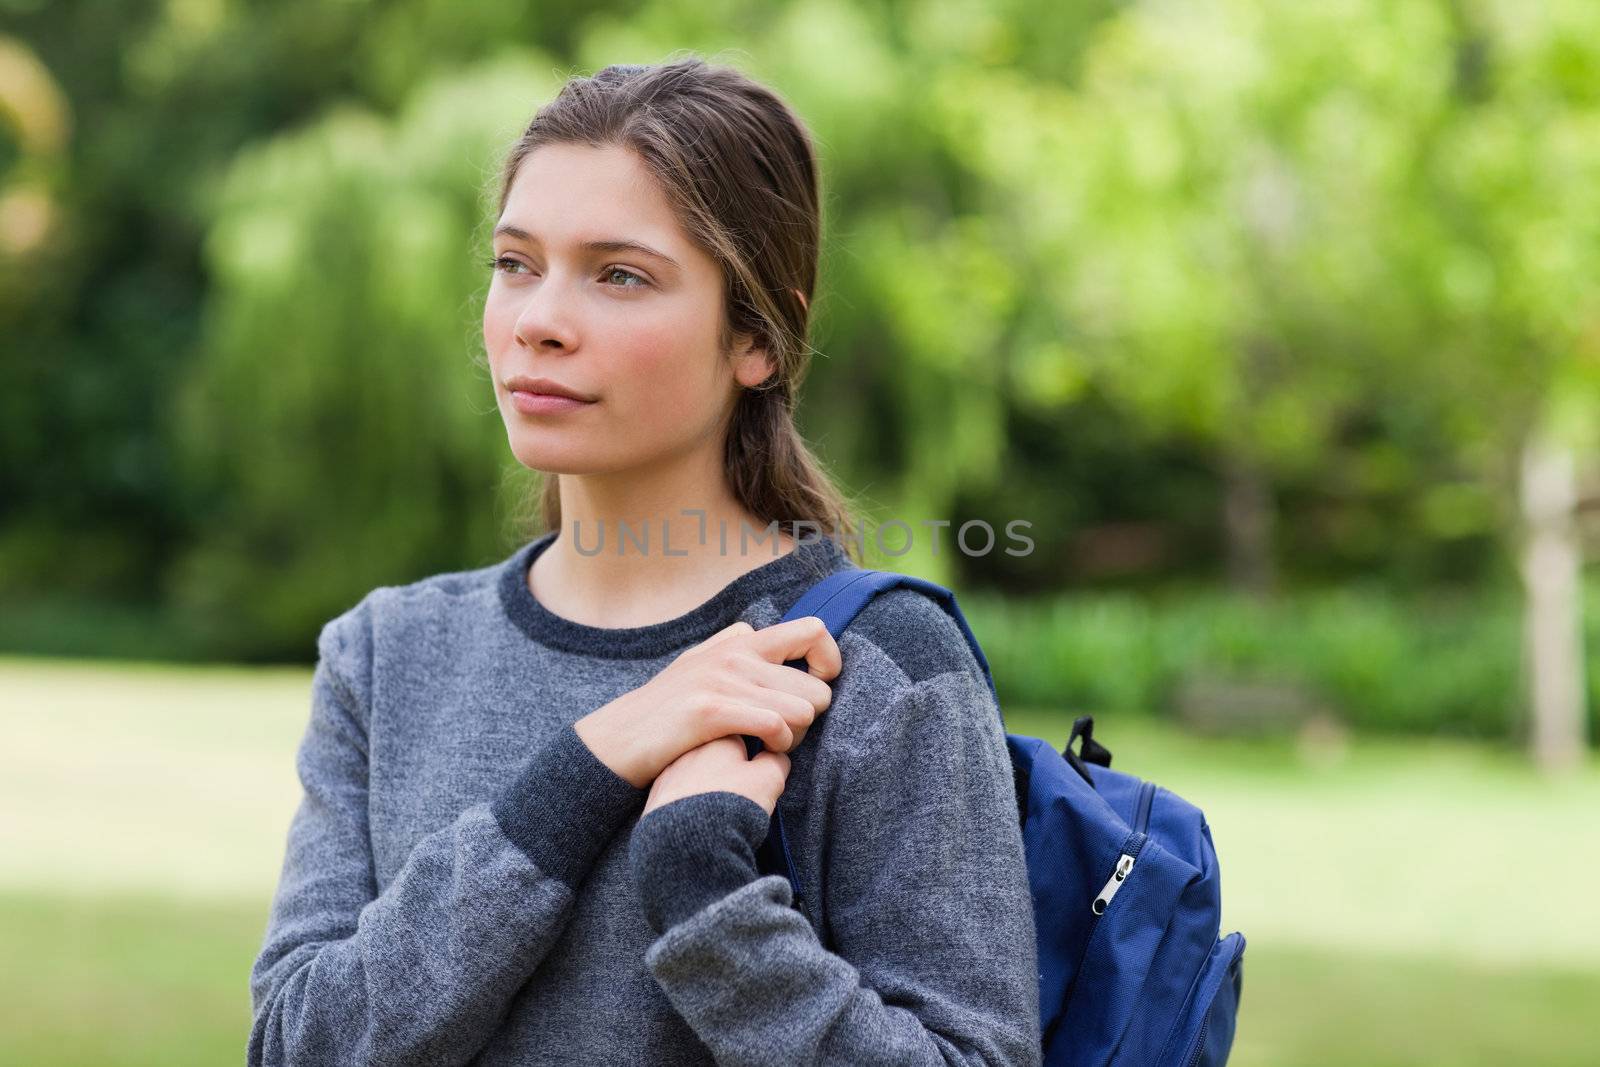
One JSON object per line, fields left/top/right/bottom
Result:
{"left": 2, "top": 0, "right": 1599, "bottom": 689}
{"left": 166, "top": 57, "right": 558, "bottom": 657}
{"left": 967, "top": 573, "right": 1600, "bottom": 741}
{"left": 10, "top": 564, "right": 1600, "bottom": 743}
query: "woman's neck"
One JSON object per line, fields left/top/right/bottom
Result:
{"left": 528, "top": 454, "right": 797, "bottom": 629}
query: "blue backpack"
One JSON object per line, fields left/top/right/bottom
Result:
{"left": 747, "top": 567, "right": 1246, "bottom": 1067}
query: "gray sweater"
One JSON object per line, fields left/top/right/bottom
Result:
{"left": 249, "top": 530, "right": 1041, "bottom": 1065}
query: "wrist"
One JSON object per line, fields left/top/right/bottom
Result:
{"left": 574, "top": 707, "right": 652, "bottom": 789}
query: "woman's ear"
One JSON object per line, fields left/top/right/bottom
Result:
{"left": 731, "top": 289, "right": 806, "bottom": 388}
{"left": 732, "top": 332, "right": 777, "bottom": 389}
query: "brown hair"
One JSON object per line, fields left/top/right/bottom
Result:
{"left": 490, "top": 54, "right": 861, "bottom": 560}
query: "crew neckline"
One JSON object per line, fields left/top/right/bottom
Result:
{"left": 497, "top": 528, "right": 853, "bottom": 659}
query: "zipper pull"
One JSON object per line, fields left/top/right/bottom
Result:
{"left": 1091, "top": 853, "right": 1135, "bottom": 915}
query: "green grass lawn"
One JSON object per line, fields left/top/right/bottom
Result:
{"left": 4, "top": 655, "right": 1599, "bottom": 1066}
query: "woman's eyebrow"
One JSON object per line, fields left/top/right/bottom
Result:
{"left": 493, "top": 224, "right": 682, "bottom": 272}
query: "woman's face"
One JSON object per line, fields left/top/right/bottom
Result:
{"left": 484, "top": 141, "right": 771, "bottom": 477}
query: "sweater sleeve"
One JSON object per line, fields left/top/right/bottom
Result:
{"left": 627, "top": 667, "right": 1042, "bottom": 1066}
{"left": 248, "top": 621, "right": 647, "bottom": 1066}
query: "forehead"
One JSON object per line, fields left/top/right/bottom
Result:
{"left": 500, "top": 142, "right": 686, "bottom": 255}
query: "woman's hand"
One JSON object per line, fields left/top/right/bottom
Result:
{"left": 641, "top": 735, "right": 790, "bottom": 817}
{"left": 574, "top": 616, "right": 840, "bottom": 789}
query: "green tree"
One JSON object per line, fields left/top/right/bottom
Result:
{"left": 971, "top": 0, "right": 1600, "bottom": 761}
{"left": 169, "top": 57, "right": 558, "bottom": 657}
{"left": 1415, "top": 0, "right": 1600, "bottom": 770}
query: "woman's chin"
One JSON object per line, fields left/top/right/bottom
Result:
{"left": 507, "top": 436, "right": 618, "bottom": 476}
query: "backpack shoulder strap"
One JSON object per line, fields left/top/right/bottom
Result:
{"left": 777, "top": 567, "right": 998, "bottom": 705}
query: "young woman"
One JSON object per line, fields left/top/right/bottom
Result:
{"left": 249, "top": 56, "right": 1040, "bottom": 1066}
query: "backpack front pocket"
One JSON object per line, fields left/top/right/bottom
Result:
{"left": 1163, "top": 931, "right": 1246, "bottom": 1067}
{"left": 1046, "top": 833, "right": 1199, "bottom": 1067}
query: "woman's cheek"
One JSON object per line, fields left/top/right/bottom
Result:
{"left": 482, "top": 299, "right": 517, "bottom": 360}
{"left": 613, "top": 333, "right": 704, "bottom": 420}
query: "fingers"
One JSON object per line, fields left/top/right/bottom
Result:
{"left": 744, "top": 616, "right": 842, "bottom": 681}
{"left": 747, "top": 749, "right": 791, "bottom": 813}
{"left": 661, "top": 617, "right": 841, "bottom": 770}
{"left": 750, "top": 748, "right": 790, "bottom": 780}
{"left": 706, "top": 703, "right": 795, "bottom": 753}
{"left": 737, "top": 682, "right": 822, "bottom": 751}
{"left": 745, "top": 658, "right": 834, "bottom": 714}
{"left": 688, "top": 620, "right": 754, "bottom": 654}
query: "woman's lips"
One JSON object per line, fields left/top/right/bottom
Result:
{"left": 510, "top": 390, "right": 596, "bottom": 415}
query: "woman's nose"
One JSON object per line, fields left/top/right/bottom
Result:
{"left": 512, "top": 276, "right": 580, "bottom": 352}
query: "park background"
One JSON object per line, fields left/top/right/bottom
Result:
{"left": 3, "top": 0, "right": 1599, "bottom": 1063}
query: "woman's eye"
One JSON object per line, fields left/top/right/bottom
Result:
{"left": 486, "top": 258, "right": 645, "bottom": 288}
{"left": 603, "top": 266, "right": 648, "bottom": 288}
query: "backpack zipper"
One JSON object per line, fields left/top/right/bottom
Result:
{"left": 1132, "top": 779, "right": 1156, "bottom": 835}
{"left": 1093, "top": 781, "right": 1155, "bottom": 915}
{"left": 1094, "top": 831, "right": 1145, "bottom": 921}
{"left": 1185, "top": 1015, "right": 1210, "bottom": 1067}
{"left": 1042, "top": 829, "right": 1150, "bottom": 1050}
{"left": 1177, "top": 933, "right": 1245, "bottom": 1066}
{"left": 1092, "top": 851, "right": 1136, "bottom": 914}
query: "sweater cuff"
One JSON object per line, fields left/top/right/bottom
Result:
{"left": 628, "top": 791, "right": 771, "bottom": 934}
{"left": 490, "top": 721, "right": 649, "bottom": 889}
